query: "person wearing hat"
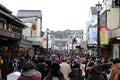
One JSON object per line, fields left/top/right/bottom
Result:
{"left": 44, "top": 63, "right": 64, "bottom": 80}
{"left": 68, "top": 59, "right": 82, "bottom": 80}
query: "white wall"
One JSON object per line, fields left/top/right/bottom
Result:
{"left": 36, "top": 18, "right": 41, "bottom": 37}
{"left": 21, "top": 17, "right": 42, "bottom": 37}
{"left": 22, "top": 28, "right": 31, "bottom": 37}
{"left": 107, "top": 8, "right": 120, "bottom": 29}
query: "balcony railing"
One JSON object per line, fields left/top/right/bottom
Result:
{"left": 0, "top": 28, "right": 21, "bottom": 39}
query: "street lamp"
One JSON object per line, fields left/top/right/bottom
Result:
{"left": 46, "top": 28, "right": 49, "bottom": 55}
{"left": 96, "top": 1, "right": 102, "bottom": 57}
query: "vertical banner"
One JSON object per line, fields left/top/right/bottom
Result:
{"left": 73, "top": 43, "right": 76, "bottom": 49}
{"left": 88, "top": 28, "right": 97, "bottom": 44}
{"left": 69, "top": 44, "right": 72, "bottom": 49}
{"left": 48, "top": 40, "right": 52, "bottom": 48}
{"left": 100, "top": 27, "right": 109, "bottom": 44}
{"left": 42, "top": 39, "right": 47, "bottom": 48}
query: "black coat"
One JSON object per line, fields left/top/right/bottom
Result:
{"left": 68, "top": 67, "right": 82, "bottom": 80}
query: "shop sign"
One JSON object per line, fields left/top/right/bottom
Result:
{"left": 88, "top": 28, "right": 97, "bottom": 44}
{"left": 100, "top": 27, "right": 109, "bottom": 44}
{"left": 42, "top": 39, "right": 47, "bottom": 48}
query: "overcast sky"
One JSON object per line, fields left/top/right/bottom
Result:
{"left": 1, "top": 0, "right": 100, "bottom": 31}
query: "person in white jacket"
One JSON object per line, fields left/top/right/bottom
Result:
{"left": 60, "top": 57, "right": 71, "bottom": 80}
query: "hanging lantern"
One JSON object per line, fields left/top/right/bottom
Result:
{"left": 32, "top": 24, "right": 36, "bottom": 30}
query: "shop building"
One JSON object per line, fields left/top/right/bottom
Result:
{"left": 0, "top": 4, "right": 26, "bottom": 61}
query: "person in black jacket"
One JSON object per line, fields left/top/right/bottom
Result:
{"left": 69, "top": 60, "right": 82, "bottom": 80}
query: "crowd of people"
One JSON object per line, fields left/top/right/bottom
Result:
{"left": 1, "top": 52, "right": 120, "bottom": 80}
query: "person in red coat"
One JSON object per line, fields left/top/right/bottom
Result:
{"left": 18, "top": 61, "right": 41, "bottom": 80}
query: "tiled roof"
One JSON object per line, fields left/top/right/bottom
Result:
{"left": 17, "top": 10, "right": 42, "bottom": 18}
{"left": 91, "top": 7, "right": 97, "bottom": 15}
{"left": 0, "top": 4, "right": 26, "bottom": 28}
{"left": 0, "top": 4, "right": 12, "bottom": 14}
